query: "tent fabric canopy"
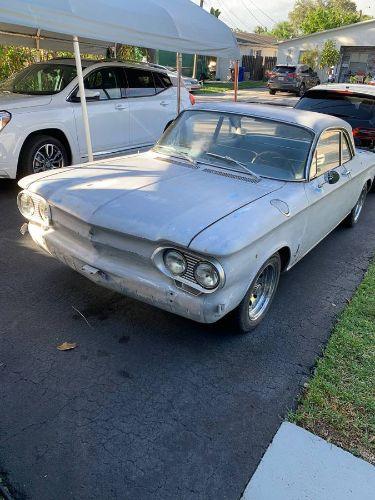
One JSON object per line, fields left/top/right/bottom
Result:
{"left": 0, "top": 0, "right": 239, "bottom": 58}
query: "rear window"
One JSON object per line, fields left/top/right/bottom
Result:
{"left": 272, "top": 66, "right": 296, "bottom": 74}
{"left": 296, "top": 90, "right": 375, "bottom": 121}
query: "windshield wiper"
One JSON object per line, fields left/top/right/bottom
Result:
{"left": 155, "top": 145, "right": 197, "bottom": 165}
{"left": 204, "top": 152, "right": 260, "bottom": 180}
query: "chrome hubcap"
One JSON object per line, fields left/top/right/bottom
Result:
{"left": 353, "top": 187, "right": 366, "bottom": 222}
{"left": 32, "top": 143, "right": 64, "bottom": 173}
{"left": 248, "top": 263, "right": 279, "bottom": 321}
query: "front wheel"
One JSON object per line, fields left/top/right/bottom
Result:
{"left": 344, "top": 184, "right": 367, "bottom": 227}
{"left": 269, "top": 89, "right": 276, "bottom": 95}
{"left": 233, "top": 253, "right": 281, "bottom": 333}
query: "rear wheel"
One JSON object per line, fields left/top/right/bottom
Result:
{"left": 269, "top": 89, "right": 276, "bottom": 95}
{"left": 233, "top": 253, "right": 281, "bottom": 333}
{"left": 18, "top": 134, "right": 69, "bottom": 178}
{"left": 344, "top": 184, "right": 367, "bottom": 227}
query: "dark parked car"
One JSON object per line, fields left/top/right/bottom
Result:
{"left": 267, "top": 64, "right": 320, "bottom": 96}
{"left": 295, "top": 84, "right": 375, "bottom": 149}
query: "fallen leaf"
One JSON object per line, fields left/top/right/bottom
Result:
{"left": 57, "top": 342, "right": 78, "bottom": 351}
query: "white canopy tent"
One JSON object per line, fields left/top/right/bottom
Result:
{"left": 0, "top": 0, "right": 239, "bottom": 162}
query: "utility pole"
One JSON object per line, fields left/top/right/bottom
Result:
{"left": 192, "top": 0, "right": 204, "bottom": 79}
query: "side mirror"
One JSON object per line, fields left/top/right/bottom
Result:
{"left": 71, "top": 89, "right": 101, "bottom": 102}
{"left": 327, "top": 170, "right": 340, "bottom": 184}
{"left": 318, "top": 170, "right": 340, "bottom": 188}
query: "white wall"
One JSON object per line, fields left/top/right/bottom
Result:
{"left": 277, "top": 20, "right": 375, "bottom": 81}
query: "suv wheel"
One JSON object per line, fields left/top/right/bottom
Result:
{"left": 298, "top": 83, "right": 306, "bottom": 97}
{"left": 269, "top": 89, "right": 276, "bottom": 95}
{"left": 19, "top": 134, "right": 69, "bottom": 177}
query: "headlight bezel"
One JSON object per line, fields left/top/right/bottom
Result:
{"left": 17, "top": 190, "right": 51, "bottom": 226}
{"left": 152, "top": 246, "right": 224, "bottom": 294}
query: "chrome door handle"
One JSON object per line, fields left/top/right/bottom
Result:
{"left": 160, "top": 101, "right": 169, "bottom": 107}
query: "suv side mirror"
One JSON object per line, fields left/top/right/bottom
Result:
{"left": 71, "top": 89, "right": 101, "bottom": 102}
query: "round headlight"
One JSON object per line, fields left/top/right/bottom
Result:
{"left": 18, "top": 192, "right": 35, "bottom": 218}
{"left": 164, "top": 250, "right": 187, "bottom": 276}
{"left": 194, "top": 261, "right": 220, "bottom": 289}
{"left": 38, "top": 199, "right": 50, "bottom": 222}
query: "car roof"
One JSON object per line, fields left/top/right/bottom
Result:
{"left": 307, "top": 83, "right": 375, "bottom": 97}
{"left": 193, "top": 102, "right": 352, "bottom": 135}
{"left": 39, "top": 58, "right": 169, "bottom": 73}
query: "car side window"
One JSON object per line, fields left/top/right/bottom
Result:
{"left": 125, "top": 68, "right": 156, "bottom": 97}
{"left": 341, "top": 132, "right": 353, "bottom": 164}
{"left": 311, "top": 130, "right": 340, "bottom": 178}
{"left": 153, "top": 72, "right": 173, "bottom": 94}
{"left": 84, "top": 67, "right": 124, "bottom": 100}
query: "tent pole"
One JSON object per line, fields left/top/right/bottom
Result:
{"left": 176, "top": 52, "right": 182, "bottom": 115}
{"left": 73, "top": 35, "right": 94, "bottom": 163}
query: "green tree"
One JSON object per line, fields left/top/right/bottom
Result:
{"left": 301, "top": 7, "right": 361, "bottom": 34}
{"left": 319, "top": 39, "right": 341, "bottom": 73}
{"left": 254, "top": 25, "right": 268, "bottom": 34}
{"left": 300, "top": 47, "right": 320, "bottom": 69}
{"left": 287, "top": 0, "right": 370, "bottom": 37}
{"left": 271, "top": 21, "right": 296, "bottom": 40}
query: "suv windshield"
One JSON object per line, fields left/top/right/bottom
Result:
{"left": 272, "top": 66, "right": 296, "bottom": 74}
{"left": 0, "top": 64, "right": 80, "bottom": 95}
{"left": 155, "top": 110, "right": 314, "bottom": 181}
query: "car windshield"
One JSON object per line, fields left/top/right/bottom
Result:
{"left": 0, "top": 64, "right": 79, "bottom": 95}
{"left": 154, "top": 110, "right": 314, "bottom": 181}
{"left": 296, "top": 90, "right": 375, "bottom": 122}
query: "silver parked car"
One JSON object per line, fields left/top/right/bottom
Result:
{"left": 268, "top": 64, "right": 320, "bottom": 96}
{"left": 18, "top": 103, "right": 375, "bottom": 333}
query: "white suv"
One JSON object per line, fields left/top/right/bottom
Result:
{"left": 0, "top": 59, "right": 192, "bottom": 178}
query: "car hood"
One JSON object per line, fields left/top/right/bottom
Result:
{"left": 0, "top": 91, "right": 52, "bottom": 109}
{"left": 20, "top": 151, "right": 284, "bottom": 247}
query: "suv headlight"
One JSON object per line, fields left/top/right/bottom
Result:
{"left": 0, "top": 111, "right": 11, "bottom": 131}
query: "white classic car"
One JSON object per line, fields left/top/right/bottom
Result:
{"left": 17, "top": 103, "right": 375, "bottom": 333}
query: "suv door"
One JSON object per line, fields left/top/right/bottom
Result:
{"left": 125, "top": 68, "right": 175, "bottom": 147}
{"left": 71, "top": 66, "right": 129, "bottom": 159}
{"left": 303, "top": 129, "right": 353, "bottom": 253}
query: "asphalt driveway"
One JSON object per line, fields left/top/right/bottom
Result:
{"left": 1, "top": 180, "right": 374, "bottom": 500}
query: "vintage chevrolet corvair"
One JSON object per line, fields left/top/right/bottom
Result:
{"left": 17, "top": 103, "right": 375, "bottom": 332}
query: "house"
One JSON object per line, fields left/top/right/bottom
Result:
{"left": 216, "top": 31, "right": 277, "bottom": 81}
{"left": 277, "top": 19, "right": 375, "bottom": 82}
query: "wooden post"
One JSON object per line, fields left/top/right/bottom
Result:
{"left": 234, "top": 60, "right": 239, "bottom": 102}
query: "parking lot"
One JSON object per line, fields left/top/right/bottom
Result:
{"left": 1, "top": 178, "right": 374, "bottom": 499}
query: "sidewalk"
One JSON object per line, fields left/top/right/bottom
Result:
{"left": 196, "top": 88, "right": 299, "bottom": 107}
{"left": 241, "top": 422, "right": 375, "bottom": 500}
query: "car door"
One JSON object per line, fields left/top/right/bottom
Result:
{"left": 71, "top": 66, "right": 130, "bottom": 159}
{"left": 302, "top": 129, "right": 354, "bottom": 253}
{"left": 125, "top": 68, "right": 175, "bottom": 147}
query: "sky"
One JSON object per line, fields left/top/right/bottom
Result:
{"left": 191, "top": 0, "right": 375, "bottom": 32}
